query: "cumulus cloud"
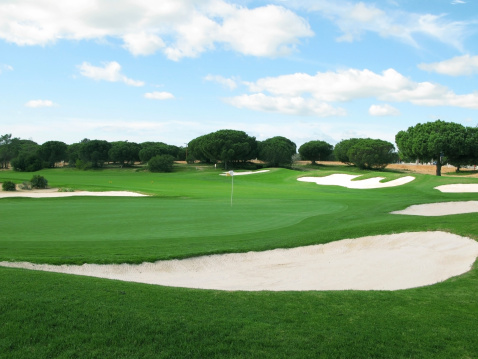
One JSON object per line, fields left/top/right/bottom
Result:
{"left": 122, "top": 33, "right": 165, "bottom": 56}
{"left": 0, "top": 0, "right": 313, "bottom": 60}
{"left": 78, "top": 61, "right": 144, "bottom": 86}
{"left": 224, "top": 67, "right": 478, "bottom": 116}
{"left": 369, "top": 104, "right": 400, "bottom": 116}
{"left": 204, "top": 75, "right": 238, "bottom": 90}
{"left": 25, "top": 100, "right": 57, "bottom": 108}
{"left": 299, "top": 0, "right": 470, "bottom": 50}
{"left": 144, "top": 91, "right": 175, "bottom": 100}
{"left": 225, "top": 93, "right": 346, "bottom": 117}
{"left": 418, "top": 55, "right": 478, "bottom": 76}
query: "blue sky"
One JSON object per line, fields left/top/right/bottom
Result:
{"left": 1, "top": 0, "right": 477, "bottom": 148}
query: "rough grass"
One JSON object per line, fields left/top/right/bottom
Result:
{"left": 1, "top": 164, "right": 478, "bottom": 358}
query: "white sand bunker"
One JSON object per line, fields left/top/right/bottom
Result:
{"left": 1, "top": 231, "right": 477, "bottom": 291}
{"left": 298, "top": 174, "right": 415, "bottom": 189}
{"left": 391, "top": 201, "right": 478, "bottom": 217}
{"left": 0, "top": 189, "right": 147, "bottom": 198}
{"left": 436, "top": 184, "right": 478, "bottom": 193}
{"left": 220, "top": 170, "right": 269, "bottom": 176}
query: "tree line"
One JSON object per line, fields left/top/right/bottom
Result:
{"left": 0, "top": 135, "right": 185, "bottom": 171}
{"left": 1, "top": 120, "right": 475, "bottom": 174}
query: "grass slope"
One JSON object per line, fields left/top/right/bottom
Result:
{"left": 1, "top": 165, "right": 478, "bottom": 358}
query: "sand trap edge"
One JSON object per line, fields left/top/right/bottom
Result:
{"left": 1, "top": 231, "right": 477, "bottom": 292}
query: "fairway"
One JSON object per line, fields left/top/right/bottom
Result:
{"left": 1, "top": 165, "right": 478, "bottom": 358}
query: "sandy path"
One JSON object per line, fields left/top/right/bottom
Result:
{"left": 298, "top": 174, "right": 415, "bottom": 189}
{"left": 391, "top": 201, "right": 478, "bottom": 216}
{"left": 1, "top": 232, "right": 477, "bottom": 291}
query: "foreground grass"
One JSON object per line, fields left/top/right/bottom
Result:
{"left": 1, "top": 165, "right": 478, "bottom": 357}
{"left": 1, "top": 264, "right": 478, "bottom": 359}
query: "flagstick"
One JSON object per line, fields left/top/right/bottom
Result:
{"left": 230, "top": 171, "right": 234, "bottom": 206}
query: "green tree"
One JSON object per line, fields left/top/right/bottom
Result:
{"left": 258, "top": 136, "right": 296, "bottom": 167}
{"left": 38, "top": 141, "right": 68, "bottom": 168}
{"left": 11, "top": 153, "right": 43, "bottom": 172}
{"left": 298, "top": 140, "right": 333, "bottom": 164}
{"left": 347, "top": 138, "right": 396, "bottom": 170}
{"left": 139, "top": 142, "right": 180, "bottom": 163}
{"left": 0, "top": 134, "right": 15, "bottom": 169}
{"left": 108, "top": 141, "right": 141, "bottom": 166}
{"left": 334, "top": 138, "right": 361, "bottom": 165}
{"left": 66, "top": 143, "right": 81, "bottom": 166}
{"left": 188, "top": 130, "right": 257, "bottom": 169}
{"left": 396, "top": 120, "right": 466, "bottom": 176}
{"left": 445, "top": 126, "right": 478, "bottom": 171}
{"left": 148, "top": 154, "right": 175, "bottom": 172}
{"left": 79, "top": 139, "right": 111, "bottom": 168}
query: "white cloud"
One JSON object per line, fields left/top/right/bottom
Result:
{"left": 225, "top": 93, "right": 346, "bottom": 117}
{"left": 300, "top": 0, "right": 470, "bottom": 50}
{"left": 452, "top": 0, "right": 466, "bottom": 4}
{"left": 418, "top": 55, "right": 478, "bottom": 76}
{"left": 78, "top": 61, "right": 144, "bottom": 86}
{"left": 25, "top": 99, "right": 57, "bottom": 108}
{"left": 246, "top": 68, "right": 411, "bottom": 102}
{"left": 204, "top": 75, "right": 238, "bottom": 90}
{"left": 369, "top": 104, "right": 400, "bottom": 116}
{"left": 224, "top": 67, "right": 478, "bottom": 116}
{"left": 122, "top": 33, "right": 165, "bottom": 56}
{"left": 0, "top": 64, "right": 13, "bottom": 74}
{"left": 0, "top": 0, "right": 313, "bottom": 60}
{"left": 144, "top": 91, "right": 175, "bottom": 100}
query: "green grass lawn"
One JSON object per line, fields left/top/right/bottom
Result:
{"left": 1, "top": 165, "right": 478, "bottom": 358}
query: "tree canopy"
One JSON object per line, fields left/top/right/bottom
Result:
{"left": 188, "top": 130, "right": 257, "bottom": 169}
{"left": 334, "top": 138, "right": 396, "bottom": 169}
{"left": 347, "top": 138, "right": 396, "bottom": 170}
{"left": 333, "top": 138, "right": 361, "bottom": 165}
{"left": 258, "top": 136, "right": 296, "bottom": 167}
{"left": 38, "top": 141, "right": 68, "bottom": 168}
{"left": 298, "top": 140, "right": 333, "bottom": 164}
{"left": 396, "top": 120, "right": 467, "bottom": 176}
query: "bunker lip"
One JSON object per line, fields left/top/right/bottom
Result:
{"left": 298, "top": 174, "right": 415, "bottom": 189}
{"left": 391, "top": 201, "right": 478, "bottom": 217}
{"left": 435, "top": 184, "right": 478, "bottom": 193}
{"left": 1, "top": 231, "right": 477, "bottom": 292}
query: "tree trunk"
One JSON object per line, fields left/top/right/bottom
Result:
{"left": 436, "top": 161, "right": 442, "bottom": 176}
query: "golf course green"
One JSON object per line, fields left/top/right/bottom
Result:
{"left": 1, "top": 164, "right": 478, "bottom": 358}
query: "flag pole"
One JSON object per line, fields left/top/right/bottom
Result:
{"left": 229, "top": 170, "right": 234, "bottom": 206}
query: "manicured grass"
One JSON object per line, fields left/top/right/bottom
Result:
{"left": 1, "top": 165, "right": 478, "bottom": 358}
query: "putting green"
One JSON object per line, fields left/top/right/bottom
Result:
{"left": 1, "top": 196, "right": 347, "bottom": 242}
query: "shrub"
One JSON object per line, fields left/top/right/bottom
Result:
{"left": 11, "top": 153, "right": 44, "bottom": 172}
{"left": 2, "top": 181, "right": 16, "bottom": 191}
{"left": 30, "top": 175, "right": 48, "bottom": 189}
{"left": 148, "top": 155, "right": 175, "bottom": 173}
{"left": 19, "top": 181, "right": 32, "bottom": 190}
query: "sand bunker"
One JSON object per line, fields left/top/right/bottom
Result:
{"left": 220, "top": 170, "right": 270, "bottom": 176}
{"left": 391, "top": 201, "right": 478, "bottom": 217}
{"left": 1, "top": 231, "right": 477, "bottom": 291}
{"left": 298, "top": 174, "right": 415, "bottom": 189}
{"left": 0, "top": 189, "right": 147, "bottom": 198}
{"left": 436, "top": 184, "right": 478, "bottom": 193}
